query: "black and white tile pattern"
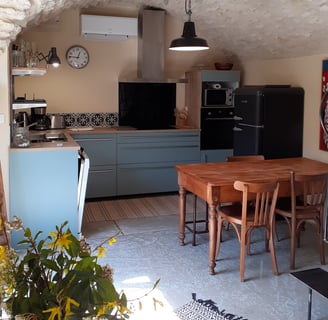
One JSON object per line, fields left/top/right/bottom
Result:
{"left": 53, "top": 112, "right": 118, "bottom": 128}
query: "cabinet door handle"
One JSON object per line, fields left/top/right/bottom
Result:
{"left": 119, "top": 165, "right": 172, "bottom": 171}
{"left": 90, "top": 169, "right": 115, "bottom": 173}
{"left": 120, "top": 144, "right": 199, "bottom": 150}
{"left": 75, "top": 138, "right": 115, "bottom": 142}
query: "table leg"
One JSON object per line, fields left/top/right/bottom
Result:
{"left": 208, "top": 203, "right": 217, "bottom": 275}
{"left": 179, "top": 186, "right": 186, "bottom": 246}
{"left": 308, "top": 288, "right": 312, "bottom": 320}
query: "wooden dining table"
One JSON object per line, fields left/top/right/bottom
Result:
{"left": 175, "top": 157, "right": 328, "bottom": 275}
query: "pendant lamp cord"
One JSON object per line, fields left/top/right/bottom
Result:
{"left": 185, "top": 0, "right": 192, "bottom": 21}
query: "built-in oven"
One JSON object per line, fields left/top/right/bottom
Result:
{"left": 200, "top": 107, "right": 234, "bottom": 150}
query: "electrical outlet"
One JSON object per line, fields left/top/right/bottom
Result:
{"left": 0, "top": 113, "right": 4, "bottom": 124}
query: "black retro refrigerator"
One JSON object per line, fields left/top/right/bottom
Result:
{"left": 233, "top": 86, "right": 304, "bottom": 159}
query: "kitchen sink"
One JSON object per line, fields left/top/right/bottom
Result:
{"left": 30, "top": 131, "right": 67, "bottom": 143}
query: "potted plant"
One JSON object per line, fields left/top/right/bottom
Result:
{"left": 0, "top": 217, "right": 130, "bottom": 319}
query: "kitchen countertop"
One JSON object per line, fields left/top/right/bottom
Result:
{"left": 67, "top": 126, "right": 199, "bottom": 134}
{"left": 10, "top": 126, "right": 200, "bottom": 152}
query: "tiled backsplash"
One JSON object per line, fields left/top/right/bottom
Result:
{"left": 54, "top": 112, "right": 118, "bottom": 128}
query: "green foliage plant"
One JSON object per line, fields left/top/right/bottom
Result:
{"left": 0, "top": 217, "right": 130, "bottom": 320}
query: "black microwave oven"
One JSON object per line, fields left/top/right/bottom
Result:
{"left": 203, "top": 87, "right": 233, "bottom": 107}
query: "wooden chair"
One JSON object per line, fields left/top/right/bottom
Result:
{"left": 224, "top": 155, "right": 265, "bottom": 230}
{"left": 186, "top": 155, "right": 265, "bottom": 246}
{"left": 275, "top": 171, "right": 327, "bottom": 269}
{"left": 216, "top": 179, "right": 280, "bottom": 282}
{"left": 0, "top": 161, "right": 10, "bottom": 247}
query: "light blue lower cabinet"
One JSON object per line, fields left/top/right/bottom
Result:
{"left": 116, "top": 131, "right": 201, "bottom": 195}
{"left": 117, "top": 161, "right": 195, "bottom": 196}
{"left": 9, "top": 150, "right": 78, "bottom": 249}
{"left": 73, "top": 134, "right": 117, "bottom": 199}
{"left": 73, "top": 130, "right": 201, "bottom": 197}
{"left": 86, "top": 167, "right": 116, "bottom": 198}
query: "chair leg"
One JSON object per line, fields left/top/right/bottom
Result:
{"left": 216, "top": 216, "right": 224, "bottom": 258}
{"left": 318, "top": 222, "right": 326, "bottom": 265}
{"left": 240, "top": 228, "right": 246, "bottom": 282}
{"left": 269, "top": 226, "right": 279, "bottom": 275}
{"left": 246, "top": 229, "right": 252, "bottom": 255}
{"left": 290, "top": 217, "right": 296, "bottom": 269}
{"left": 192, "top": 195, "right": 197, "bottom": 246}
{"left": 265, "top": 228, "right": 269, "bottom": 252}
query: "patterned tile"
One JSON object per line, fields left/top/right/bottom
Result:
{"left": 49, "top": 112, "right": 118, "bottom": 128}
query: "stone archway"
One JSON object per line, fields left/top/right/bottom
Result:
{"left": 0, "top": 0, "right": 103, "bottom": 53}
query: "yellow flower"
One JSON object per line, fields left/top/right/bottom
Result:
{"left": 0, "top": 245, "right": 7, "bottom": 261}
{"left": 64, "top": 297, "right": 80, "bottom": 319}
{"left": 97, "top": 246, "right": 107, "bottom": 258}
{"left": 96, "top": 301, "right": 117, "bottom": 317}
{"left": 108, "top": 237, "right": 117, "bottom": 246}
{"left": 43, "top": 306, "right": 61, "bottom": 320}
{"left": 48, "top": 230, "right": 71, "bottom": 252}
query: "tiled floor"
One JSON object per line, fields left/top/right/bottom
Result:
{"left": 82, "top": 213, "right": 328, "bottom": 320}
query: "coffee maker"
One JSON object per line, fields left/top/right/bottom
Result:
{"left": 31, "top": 107, "right": 49, "bottom": 130}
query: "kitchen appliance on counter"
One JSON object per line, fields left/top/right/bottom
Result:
{"left": 202, "top": 82, "right": 234, "bottom": 107}
{"left": 49, "top": 114, "right": 66, "bottom": 129}
{"left": 233, "top": 86, "right": 304, "bottom": 159}
{"left": 15, "top": 111, "right": 29, "bottom": 127}
{"left": 31, "top": 106, "right": 50, "bottom": 130}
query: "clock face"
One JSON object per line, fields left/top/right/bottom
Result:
{"left": 66, "top": 46, "right": 89, "bottom": 69}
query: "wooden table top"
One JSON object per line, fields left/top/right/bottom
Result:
{"left": 176, "top": 157, "right": 328, "bottom": 187}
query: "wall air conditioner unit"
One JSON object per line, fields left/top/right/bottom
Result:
{"left": 81, "top": 14, "right": 138, "bottom": 40}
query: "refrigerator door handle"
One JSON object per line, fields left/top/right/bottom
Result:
{"left": 239, "top": 123, "right": 264, "bottom": 129}
{"left": 233, "top": 126, "right": 243, "bottom": 132}
{"left": 205, "top": 117, "right": 234, "bottom": 121}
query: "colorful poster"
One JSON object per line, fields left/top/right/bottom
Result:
{"left": 320, "top": 60, "right": 328, "bottom": 151}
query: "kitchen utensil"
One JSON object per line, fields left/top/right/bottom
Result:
{"left": 49, "top": 114, "right": 66, "bottom": 129}
{"left": 214, "top": 62, "right": 233, "bottom": 70}
{"left": 16, "top": 111, "right": 29, "bottom": 127}
{"left": 13, "top": 126, "right": 30, "bottom": 148}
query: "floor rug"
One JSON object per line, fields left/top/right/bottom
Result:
{"left": 174, "top": 294, "right": 248, "bottom": 320}
{"left": 83, "top": 193, "right": 207, "bottom": 222}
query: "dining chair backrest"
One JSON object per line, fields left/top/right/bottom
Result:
{"left": 234, "top": 180, "right": 280, "bottom": 227}
{"left": 226, "top": 155, "right": 265, "bottom": 162}
{"left": 275, "top": 171, "right": 328, "bottom": 269}
{"left": 291, "top": 171, "right": 328, "bottom": 212}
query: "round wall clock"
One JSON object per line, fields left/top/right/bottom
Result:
{"left": 66, "top": 45, "right": 89, "bottom": 69}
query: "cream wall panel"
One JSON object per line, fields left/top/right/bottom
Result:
{"left": 14, "top": 9, "right": 138, "bottom": 114}
{"left": 0, "top": 48, "right": 10, "bottom": 208}
{"left": 13, "top": 9, "right": 198, "bottom": 114}
{"left": 242, "top": 55, "right": 328, "bottom": 163}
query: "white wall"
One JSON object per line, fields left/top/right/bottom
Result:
{"left": 0, "top": 48, "right": 10, "bottom": 209}
{"left": 242, "top": 54, "right": 328, "bottom": 163}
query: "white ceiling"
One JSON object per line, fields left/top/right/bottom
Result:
{"left": 2, "top": 0, "right": 328, "bottom": 61}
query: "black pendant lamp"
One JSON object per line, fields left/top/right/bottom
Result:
{"left": 169, "top": 0, "right": 209, "bottom": 51}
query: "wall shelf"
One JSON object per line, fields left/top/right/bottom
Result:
{"left": 12, "top": 67, "right": 47, "bottom": 76}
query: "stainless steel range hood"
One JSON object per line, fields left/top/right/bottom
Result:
{"left": 120, "top": 8, "right": 185, "bottom": 83}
